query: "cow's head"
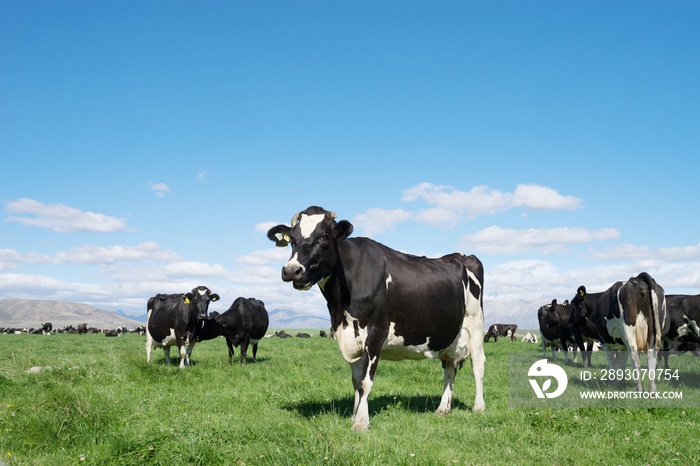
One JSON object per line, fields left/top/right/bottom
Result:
{"left": 569, "top": 285, "right": 590, "bottom": 327}
{"left": 267, "top": 206, "right": 353, "bottom": 290}
{"left": 184, "top": 286, "right": 220, "bottom": 320}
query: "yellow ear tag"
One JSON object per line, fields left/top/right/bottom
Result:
{"left": 579, "top": 290, "right": 584, "bottom": 297}
{"left": 185, "top": 297, "right": 190, "bottom": 304}
{"left": 283, "top": 234, "right": 291, "bottom": 243}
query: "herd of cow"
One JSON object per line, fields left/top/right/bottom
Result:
{"left": 533, "top": 273, "right": 700, "bottom": 392}
{"left": 5, "top": 206, "right": 700, "bottom": 432}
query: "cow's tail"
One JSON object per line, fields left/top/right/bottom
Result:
{"left": 637, "top": 272, "right": 664, "bottom": 350}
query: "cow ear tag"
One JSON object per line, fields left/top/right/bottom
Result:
{"left": 184, "top": 297, "right": 190, "bottom": 304}
{"left": 211, "top": 296, "right": 217, "bottom": 301}
{"left": 579, "top": 290, "right": 585, "bottom": 297}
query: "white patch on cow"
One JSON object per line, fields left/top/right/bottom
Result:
{"left": 678, "top": 316, "right": 700, "bottom": 339}
{"left": 380, "top": 322, "right": 439, "bottom": 361}
{"left": 285, "top": 252, "right": 303, "bottom": 271}
{"left": 335, "top": 311, "right": 367, "bottom": 363}
{"left": 299, "top": 213, "right": 325, "bottom": 238}
{"left": 385, "top": 274, "right": 392, "bottom": 290}
{"left": 198, "top": 288, "right": 206, "bottom": 295}
{"left": 151, "top": 328, "right": 177, "bottom": 348}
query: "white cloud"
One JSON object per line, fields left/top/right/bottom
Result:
{"left": 237, "top": 247, "right": 291, "bottom": 266}
{"left": 353, "top": 208, "right": 411, "bottom": 236}
{"left": 255, "top": 221, "right": 279, "bottom": 234}
{"left": 197, "top": 169, "right": 209, "bottom": 183}
{"left": 56, "top": 242, "right": 182, "bottom": 265}
{"left": 592, "top": 241, "right": 700, "bottom": 262}
{"left": 462, "top": 226, "right": 620, "bottom": 254}
{"left": 512, "top": 184, "right": 582, "bottom": 210}
{"left": 5, "top": 198, "right": 131, "bottom": 233}
{"left": 147, "top": 181, "right": 170, "bottom": 198}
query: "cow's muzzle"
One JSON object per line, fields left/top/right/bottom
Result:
{"left": 282, "top": 264, "right": 313, "bottom": 290}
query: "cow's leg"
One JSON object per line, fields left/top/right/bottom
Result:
{"left": 226, "top": 338, "right": 235, "bottom": 365}
{"left": 436, "top": 361, "right": 456, "bottom": 416}
{"left": 351, "top": 338, "right": 383, "bottom": 432}
{"left": 628, "top": 348, "right": 643, "bottom": 392}
{"left": 146, "top": 334, "right": 153, "bottom": 364}
{"left": 184, "top": 339, "right": 196, "bottom": 368}
{"left": 252, "top": 341, "right": 259, "bottom": 362}
{"left": 179, "top": 344, "right": 188, "bottom": 368}
{"left": 349, "top": 360, "right": 361, "bottom": 426}
{"left": 467, "top": 323, "right": 486, "bottom": 413}
{"left": 646, "top": 348, "right": 658, "bottom": 393}
{"left": 240, "top": 335, "right": 251, "bottom": 365}
{"left": 163, "top": 346, "right": 172, "bottom": 365}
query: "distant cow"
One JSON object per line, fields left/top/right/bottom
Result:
{"left": 273, "top": 330, "right": 292, "bottom": 338}
{"left": 296, "top": 333, "right": 311, "bottom": 338}
{"left": 146, "top": 286, "right": 220, "bottom": 368}
{"left": 105, "top": 329, "right": 120, "bottom": 337}
{"left": 77, "top": 323, "right": 88, "bottom": 334}
{"left": 197, "top": 297, "right": 269, "bottom": 364}
{"left": 41, "top": 322, "right": 53, "bottom": 334}
{"left": 319, "top": 330, "right": 328, "bottom": 338}
{"left": 580, "top": 273, "right": 669, "bottom": 392}
{"left": 521, "top": 333, "right": 538, "bottom": 343}
{"left": 268, "top": 206, "right": 485, "bottom": 431}
{"left": 538, "top": 299, "right": 577, "bottom": 363}
{"left": 483, "top": 324, "right": 517, "bottom": 342}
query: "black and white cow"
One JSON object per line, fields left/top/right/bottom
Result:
{"left": 483, "top": 323, "right": 517, "bottom": 343}
{"left": 580, "top": 273, "right": 669, "bottom": 392}
{"left": 662, "top": 294, "right": 700, "bottom": 363}
{"left": 197, "top": 297, "right": 269, "bottom": 364}
{"left": 268, "top": 206, "right": 485, "bottom": 431}
{"left": 146, "top": 286, "right": 219, "bottom": 368}
{"left": 537, "top": 299, "right": 577, "bottom": 363}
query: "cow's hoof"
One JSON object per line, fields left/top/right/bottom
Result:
{"left": 351, "top": 422, "right": 370, "bottom": 432}
{"left": 472, "top": 401, "right": 486, "bottom": 413}
{"left": 435, "top": 406, "right": 451, "bottom": 416}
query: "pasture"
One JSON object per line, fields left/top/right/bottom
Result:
{"left": 1, "top": 332, "right": 698, "bottom": 465}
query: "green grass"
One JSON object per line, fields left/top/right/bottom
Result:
{"left": 1, "top": 333, "right": 698, "bottom": 465}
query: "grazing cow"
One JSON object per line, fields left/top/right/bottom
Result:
{"left": 268, "top": 206, "right": 485, "bottom": 431}
{"left": 197, "top": 298, "right": 269, "bottom": 364}
{"left": 537, "top": 299, "right": 577, "bottom": 363}
{"left": 77, "top": 323, "right": 88, "bottom": 334}
{"left": 146, "top": 286, "right": 220, "bottom": 368}
{"left": 483, "top": 324, "right": 517, "bottom": 342}
{"left": 583, "top": 273, "right": 669, "bottom": 392}
{"left": 319, "top": 330, "right": 328, "bottom": 338}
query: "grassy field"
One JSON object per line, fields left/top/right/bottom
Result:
{"left": 1, "top": 332, "right": 699, "bottom": 465}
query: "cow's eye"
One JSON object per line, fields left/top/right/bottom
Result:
{"left": 319, "top": 234, "right": 329, "bottom": 242}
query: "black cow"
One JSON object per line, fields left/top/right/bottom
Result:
{"left": 579, "top": 273, "right": 669, "bottom": 392}
{"left": 537, "top": 299, "right": 577, "bottom": 363}
{"left": 146, "top": 285, "right": 219, "bottom": 368}
{"left": 41, "top": 322, "right": 53, "bottom": 334}
{"left": 268, "top": 206, "right": 485, "bottom": 431}
{"left": 483, "top": 324, "right": 517, "bottom": 343}
{"left": 569, "top": 287, "right": 601, "bottom": 368}
{"left": 197, "top": 297, "right": 269, "bottom": 364}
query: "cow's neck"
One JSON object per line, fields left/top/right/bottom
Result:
{"left": 318, "top": 244, "right": 351, "bottom": 331}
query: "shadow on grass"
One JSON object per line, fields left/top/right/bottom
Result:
{"left": 282, "top": 393, "right": 472, "bottom": 419}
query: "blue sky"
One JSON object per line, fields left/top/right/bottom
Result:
{"left": 2, "top": 1, "right": 699, "bottom": 323}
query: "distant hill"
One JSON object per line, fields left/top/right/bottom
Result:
{"left": 0, "top": 299, "right": 144, "bottom": 329}
{"left": 267, "top": 308, "right": 330, "bottom": 330}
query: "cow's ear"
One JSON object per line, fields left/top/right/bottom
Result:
{"left": 210, "top": 294, "right": 220, "bottom": 302}
{"left": 577, "top": 286, "right": 586, "bottom": 297}
{"left": 550, "top": 299, "right": 558, "bottom": 308}
{"left": 184, "top": 292, "right": 194, "bottom": 304}
{"left": 333, "top": 220, "right": 353, "bottom": 240}
{"left": 268, "top": 224, "right": 292, "bottom": 247}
